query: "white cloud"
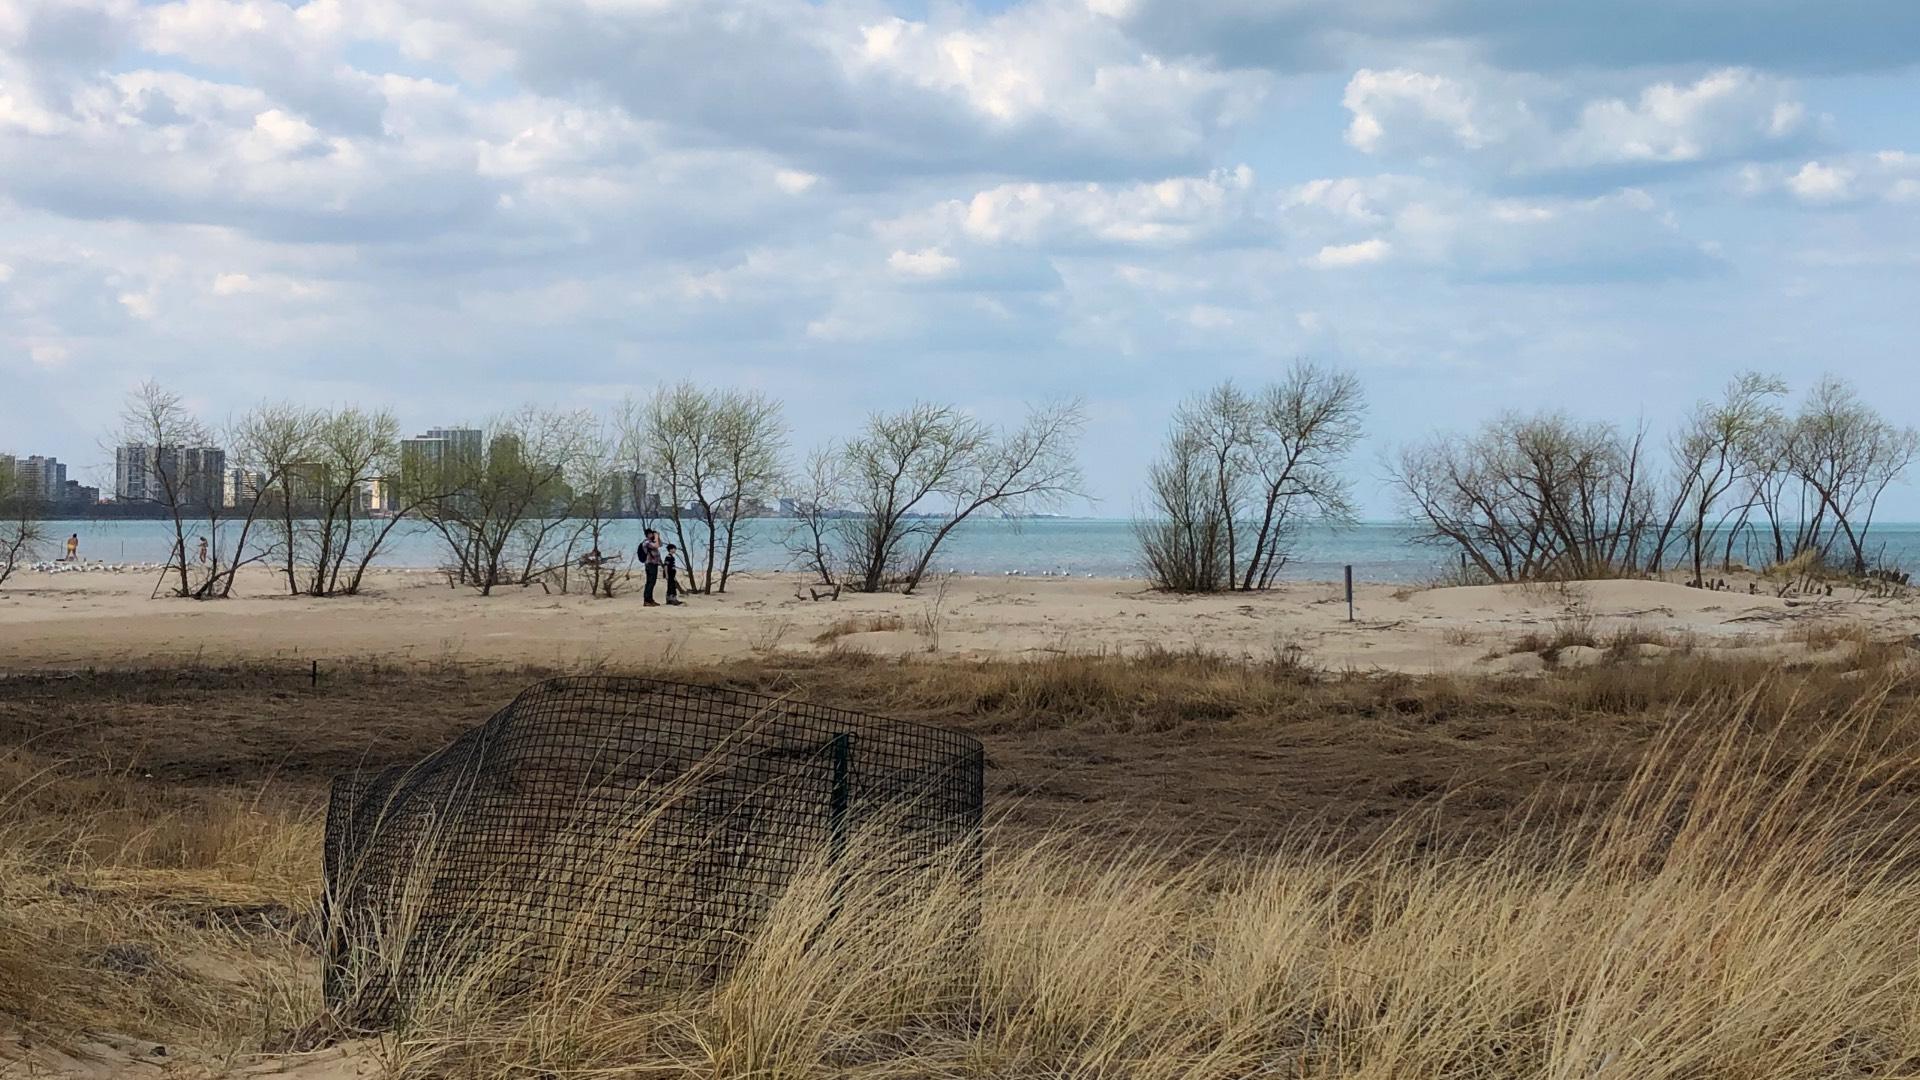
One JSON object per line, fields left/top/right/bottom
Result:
{"left": 888, "top": 247, "right": 959, "bottom": 278}
{"left": 773, "top": 169, "right": 819, "bottom": 194}
{"left": 117, "top": 289, "right": 157, "bottom": 318}
{"left": 1787, "top": 161, "right": 1851, "bottom": 202}
{"left": 212, "top": 272, "right": 254, "bottom": 295}
{"left": 1283, "top": 176, "right": 1718, "bottom": 282}
{"left": 1556, "top": 68, "right": 1811, "bottom": 168}
{"left": 243, "top": 107, "right": 324, "bottom": 158}
{"left": 1343, "top": 66, "right": 1814, "bottom": 177}
{"left": 1344, "top": 69, "right": 1524, "bottom": 154}
{"left": 1308, "top": 238, "right": 1391, "bottom": 268}
{"left": 367, "top": 0, "right": 1265, "bottom": 181}
{"left": 1743, "top": 151, "right": 1920, "bottom": 205}
{"left": 890, "top": 165, "right": 1265, "bottom": 251}
{"left": 210, "top": 270, "right": 324, "bottom": 298}
{"left": 1185, "top": 303, "right": 1235, "bottom": 328}
{"left": 28, "top": 343, "right": 70, "bottom": 369}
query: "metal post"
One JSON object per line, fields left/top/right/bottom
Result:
{"left": 1345, "top": 564, "right": 1354, "bottom": 622}
{"left": 818, "top": 732, "right": 854, "bottom": 938}
{"left": 827, "top": 732, "right": 851, "bottom": 865}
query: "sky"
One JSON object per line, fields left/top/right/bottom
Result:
{"left": 3, "top": 0, "right": 1918, "bottom": 518}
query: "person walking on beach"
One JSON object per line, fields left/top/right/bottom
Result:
{"left": 196, "top": 536, "right": 209, "bottom": 565}
{"left": 64, "top": 533, "right": 78, "bottom": 562}
{"left": 664, "top": 543, "right": 683, "bottom": 605}
{"left": 638, "top": 529, "right": 663, "bottom": 606}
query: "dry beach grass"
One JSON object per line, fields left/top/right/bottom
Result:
{"left": 4, "top": 648, "right": 1920, "bottom": 1076}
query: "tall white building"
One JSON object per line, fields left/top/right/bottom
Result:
{"left": 17, "top": 455, "right": 66, "bottom": 500}
{"left": 115, "top": 444, "right": 154, "bottom": 503}
{"left": 223, "top": 468, "right": 264, "bottom": 509}
{"left": 401, "top": 427, "right": 483, "bottom": 506}
{"left": 116, "top": 445, "right": 225, "bottom": 508}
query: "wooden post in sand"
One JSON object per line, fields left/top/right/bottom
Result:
{"left": 1344, "top": 565, "right": 1354, "bottom": 622}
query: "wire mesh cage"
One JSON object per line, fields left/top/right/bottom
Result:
{"left": 322, "top": 676, "right": 985, "bottom": 1021}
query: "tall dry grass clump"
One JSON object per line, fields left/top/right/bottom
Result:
{"left": 0, "top": 749, "right": 324, "bottom": 1060}
{"left": 8, "top": 663, "right": 1920, "bottom": 1076}
{"left": 351, "top": 679, "right": 1920, "bottom": 1079}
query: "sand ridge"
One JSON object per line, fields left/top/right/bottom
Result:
{"left": 2, "top": 567, "right": 1912, "bottom": 673}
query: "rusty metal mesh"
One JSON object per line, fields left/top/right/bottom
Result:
{"left": 321, "top": 676, "right": 984, "bottom": 1019}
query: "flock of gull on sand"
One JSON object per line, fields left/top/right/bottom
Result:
{"left": 25, "top": 561, "right": 163, "bottom": 574}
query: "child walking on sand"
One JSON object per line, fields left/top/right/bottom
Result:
{"left": 664, "top": 543, "right": 683, "bottom": 606}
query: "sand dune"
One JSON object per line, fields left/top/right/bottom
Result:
{"left": 2, "top": 566, "right": 1912, "bottom": 673}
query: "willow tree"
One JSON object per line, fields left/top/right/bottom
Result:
{"left": 801, "top": 399, "right": 1085, "bottom": 594}
{"left": 1391, "top": 412, "right": 1659, "bottom": 583}
{"left": 624, "top": 384, "right": 785, "bottom": 594}
{"left": 1138, "top": 364, "right": 1365, "bottom": 592}
{"left": 410, "top": 409, "right": 593, "bottom": 595}
{"left": 1784, "top": 376, "right": 1920, "bottom": 574}
{"left": 1661, "top": 372, "right": 1786, "bottom": 584}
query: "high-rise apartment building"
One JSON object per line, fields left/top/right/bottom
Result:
{"left": 598, "top": 470, "right": 650, "bottom": 515}
{"left": 424, "top": 428, "right": 483, "bottom": 463}
{"left": 400, "top": 427, "right": 482, "bottom": 504}
{"left": 115, "top": 445, "right": 154, "bottom": 503}
{"left": 15, "top": 455, "right": 66, "bottom": 500}
{"left": 116, "top": 445, "right": 225, "bottom": 509}
{"left": 223, "top": 468, "right": 265, "bottom": 509}
{"left": 181, "top": 447, "right": 225, "bottom": 511}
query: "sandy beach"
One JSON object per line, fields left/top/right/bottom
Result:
{"left": 3, "top": 563, "right": 1914, "bottom": 673}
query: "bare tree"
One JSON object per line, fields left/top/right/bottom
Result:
{"left": 0, "top": 462, "right": 45, "bottom": 588}
{"left": 712, "top": 391, "right": 787, "bottom": 592}
{"left": 1241, "top": 367, "right": 1366, "bottom": 588}
{"left": 808, "top": 400, "right": 1084, "bottom": 594}
{"left": 568, "top": 426, "right": 629, "bottom": 598}
{"left": 1784, "top": 376, "right": 1920, "bottom": 573}
{"left": 837, "top": 403, "right": 985, "bottom": 594}
{"left": 1736, "top": 418, "right": 1811, "bottom": 568}
{"left": 114, "top": 381, "right": 228, "bottom": 599}
{"left": 237, "top": 403, "right": 316, "bottom": 595}
{"left": 1662, "top": 372, "right": 1787, "bottom": 585}
{"left": 410, "top": 408, "right": 592, "bottom": 595}
{"left": 193, "top": 408, "right": 296, "bottom": 600}
{"left": 1391, "top": 412, "right": 1659, "bottom": 583}
{"left": 235, "top": 404, "right": 420, "bottom": 596}
{"left": 900, "top": 399, "right": 1085, "bottom": 592}
{"left": 1138, "top": 366, "right": 1365, "bottom": 592}
{"left": 784, "top": 446, "right": 847, "bottom": 590}
{"left": 1136, "top": 423, "right": 1231, "bottom": 592}
{"left": 304, "top": 407, "right": 413, "bottom": 596}
{"left": 625, "top": 384, "right": 786, "bottom": 595}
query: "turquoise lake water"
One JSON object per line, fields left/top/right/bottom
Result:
{"left": 34, "top": 518, "right": 1920, "bottom": 584}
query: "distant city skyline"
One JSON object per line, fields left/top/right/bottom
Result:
{"left": 3, "top": 1, "right": 1919, "bottom": 517}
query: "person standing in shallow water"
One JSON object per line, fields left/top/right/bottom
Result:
{"left": 65, "top": 533, "right": 78, "bottom": 561}
{"left": 638, "top": 529, "right": 663, "bottom": 607}
{"left": 664, "top": 543, "right": 684, "bottom": 605}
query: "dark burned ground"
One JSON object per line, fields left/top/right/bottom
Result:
{"left": 0, "top": 653, "right": 1883, "bottom": 853}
